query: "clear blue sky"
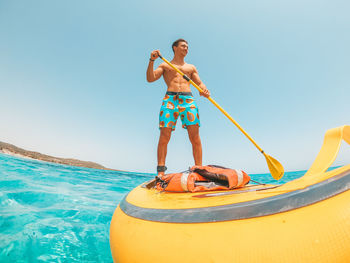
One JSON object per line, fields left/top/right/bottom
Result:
{"left": 1, "top": 0, "right": 349, "bottom": 174}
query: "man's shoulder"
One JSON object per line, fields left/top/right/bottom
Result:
{"left": 185, "top": 62, "right": 195, "bottom": 67}
{"left": 159, "top": 62, "right": 169, "bottom": 69}
{"left": 184, "top": 63, "right": 196, "bottom": 71}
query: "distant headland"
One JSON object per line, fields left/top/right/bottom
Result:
{"left": 0, "top": 141, "right": 115, "bottom": 170}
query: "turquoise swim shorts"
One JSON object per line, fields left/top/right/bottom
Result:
{"left": 159, "top": 92, "right": 200, "bottom": 131}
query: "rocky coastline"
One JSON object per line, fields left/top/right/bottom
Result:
{"left": 0, "top": 141, "right": 112, "bottom": 170}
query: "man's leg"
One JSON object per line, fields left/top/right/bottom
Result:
{"left": 187, "top": 125, "right": 202, "bottom": 166}
{"left": 157, "top": 127, "right": 172, "bottom": 176}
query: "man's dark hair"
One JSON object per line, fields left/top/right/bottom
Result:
{"left": 172, "top": 39, "right": 188, "bottom": 53}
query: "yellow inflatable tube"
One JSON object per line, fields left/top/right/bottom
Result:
{"left": 110, "top": 125, "right": 350, "bottom": 263}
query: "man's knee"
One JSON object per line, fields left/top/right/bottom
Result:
{"left": 159, "top": 129, "right": 172, "bottom": 145}
{"left": 189, "top": 134, "right": 201, "bottom": 145}
{"left": 159, "top": 135, "right": 171, "bottom": 145}
{"left": 188, "top": 126, "right": 201, "bottom": 145}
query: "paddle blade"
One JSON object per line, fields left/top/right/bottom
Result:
{"left": 265, "top": 154, "right": 284, "bottom": 180}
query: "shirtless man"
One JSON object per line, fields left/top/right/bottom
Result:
{"left": 146, "top": 39, "right": 210, "bottom": 178}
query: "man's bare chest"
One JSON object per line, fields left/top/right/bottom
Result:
{"left": 164, "top": 65, "right": 193, "bottom": 77}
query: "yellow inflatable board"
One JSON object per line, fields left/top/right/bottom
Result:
{"left": 110, "top": 125, "right": 350, "bottom": 263}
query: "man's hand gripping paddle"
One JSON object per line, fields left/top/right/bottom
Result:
{"left": 158, "top": 54, "right": 284, "bottom": 180}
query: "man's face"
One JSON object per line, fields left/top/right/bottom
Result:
{"left": 174, "top": 41, "right": 188, "bottom": 56}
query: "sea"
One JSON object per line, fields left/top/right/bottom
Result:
{"left": 0, "top": 153, "right": 307, "bottom": 262}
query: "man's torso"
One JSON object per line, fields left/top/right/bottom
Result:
{"left": 161, "top": 62, "right": 194, "bottom": 93}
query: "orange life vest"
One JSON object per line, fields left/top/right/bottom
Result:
{"left": 156, "top": 165, "right": 250, "bottom": 192}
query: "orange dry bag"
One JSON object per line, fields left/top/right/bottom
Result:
{"left": 157, "top": 165, "right": 250, "bottom": 192}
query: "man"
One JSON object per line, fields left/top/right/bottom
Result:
{"left": 146, "top": 39, "right": 210, "bottom": 178}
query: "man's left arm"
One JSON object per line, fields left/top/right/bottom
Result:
{"left": 191, "top": 66, "right": 210, "bottom": 98}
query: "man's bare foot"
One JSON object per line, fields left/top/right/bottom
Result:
{"left": 156, "top": 172, "right": 165, "bottom": 179}
{"left": 156, "top": 165, "right": 167, "bottom": 179}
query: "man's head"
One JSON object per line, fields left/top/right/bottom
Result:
{"left": 172, "top": 39, "right": 188, "bottom": 56}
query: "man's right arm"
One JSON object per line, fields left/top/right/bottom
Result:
{"left": 146, "top": 50, "right": 164, "bottom": 82}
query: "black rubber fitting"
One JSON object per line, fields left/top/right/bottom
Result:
{"left": 183, "top": 75, "right": 190, "bottom": 81}
{"left": 157, "top": 166, "right": 167, "bottom": 173}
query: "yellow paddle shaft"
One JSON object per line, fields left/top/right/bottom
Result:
{"left": 159, "top": 55, "right": 265, "bottom": 155}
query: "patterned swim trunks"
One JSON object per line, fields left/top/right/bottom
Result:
{"left": 159, "top": 92, "right": 200, "bottom": 131}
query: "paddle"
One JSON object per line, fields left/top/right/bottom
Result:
{"left": 158, "top": 54, "right": 284, "bottom": 180}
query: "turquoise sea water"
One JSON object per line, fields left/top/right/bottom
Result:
{"left": 0, "top": 153, "right": 306, "bottom": 262}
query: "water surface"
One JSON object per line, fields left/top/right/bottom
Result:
{"left": 0, "top": 153, "right": 305, "bottom": 262}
